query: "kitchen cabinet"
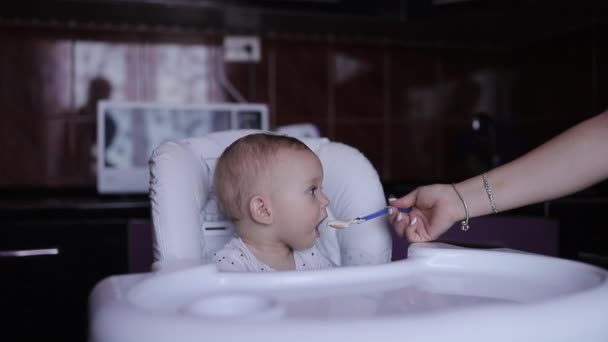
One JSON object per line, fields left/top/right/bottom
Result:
{"left": 0, "top": 195, "right": 150, "bottom": 341}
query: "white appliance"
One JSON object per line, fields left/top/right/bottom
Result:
{"left": 96, "top": 101, "right": 269, "bottom": 194}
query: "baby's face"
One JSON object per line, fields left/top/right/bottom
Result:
{"left": 269, "top": 148, "right": 329, "bottom": 251}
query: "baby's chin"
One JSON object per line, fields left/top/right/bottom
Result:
{"left": 305, "top": 228, "right": 320, "bottom": 248}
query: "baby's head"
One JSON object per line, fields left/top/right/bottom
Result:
{"left": 214, "top": 133, "right": 329, "bottom": 250}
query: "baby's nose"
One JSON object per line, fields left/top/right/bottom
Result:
{"left": 320, "top": 192, "right": 330, "bottom": 207}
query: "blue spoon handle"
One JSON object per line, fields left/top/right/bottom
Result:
{"left": 357, "top": 207, "right": 411, "bottom": 221}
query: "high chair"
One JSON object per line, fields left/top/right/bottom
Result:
{"left": 148, "top": 129, "right": 392, "bottom": 271}
{"left": 90, "top": 129, "right": 608, "bottom": 342}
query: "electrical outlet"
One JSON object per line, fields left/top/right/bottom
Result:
{"left": 223, "top": 36, "right": 261, "bottom": 63}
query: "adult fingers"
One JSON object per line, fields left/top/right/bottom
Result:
{"left": 388, "top": 188, "right": 418, "bottom": 211}
{"left": 405, "top": 221, "right": 432, "bottom": 242}
{"left": 388, "top": 206, "right": 411, "bottom": 238}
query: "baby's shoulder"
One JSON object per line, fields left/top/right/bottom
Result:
{"left": 212, "top": 238, "right": 254, "bottom": 271}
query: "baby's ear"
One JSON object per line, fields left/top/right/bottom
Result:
{"left": 249, "top": 195, "right": 272, "bottom": 224}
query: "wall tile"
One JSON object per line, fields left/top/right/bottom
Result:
{"left": 38, "top": 40, "right": 72, "bottom": 118}
{"left": 595, "top": 25, "right": 608, "bottom": 113}
{"left": 45, "top": 117, "right": 96, "bottom": 187}
{"left": 437, "top": 47, "right": 512, "bottom": 123}
{"left": 74, "top": 40, "right": 141, "bottom": 105}
{"left": 273, "top": 39, "right": 329, "bottom": 126}
{"left": 511, "top": 32, "right": 594, "bottom": 126}
{"left": 143, "top": 43, "right": 218, "bottom": 103}
{"left": 333, "top": 42, "right": 385, "bottom": 120}
{"left": 440, "top": 121, "right": 487, "bottom": 180}
{"left": 388, "top": 121, "right": 439, "bottom": 182}
{"left": 512, "top": 120, "right": 572, "bottom": 153}
{"left": 0, "top": 116, "right": 47, "bottom": 186}
{"left": 0, "top": 35, "right": 71, "bottom": 186}
{"left": 333, "top": 122, "right": 385, "bottom": 178}
{"left": 223, "top": 40, "right": 269, "bottom": 105}
{"left": 0, "top": 35, "right": 54, "bottom": 118}
{"left": 389, "top": 46, "right": 438, "bottom": 121}
{"left": 0, "top": 24, "right": 604, "bottom": 188}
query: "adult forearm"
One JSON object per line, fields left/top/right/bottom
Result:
{"left": 456, "top": 111, "right": 608, "bottom": 218}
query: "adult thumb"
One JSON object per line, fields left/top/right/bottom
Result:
{"left": 388, "top": 189, "right": 418, "bottom": 209}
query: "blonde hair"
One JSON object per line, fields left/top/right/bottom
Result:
{"left": 213, "top": 133, "right": 312, "bottom": 221}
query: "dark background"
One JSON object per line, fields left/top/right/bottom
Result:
{"left": 1, "top": 0, "right": 607, "bottom": 341}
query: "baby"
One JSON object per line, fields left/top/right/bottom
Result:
{"left": 212, "top": 133, "right": 335, "bottom": 272}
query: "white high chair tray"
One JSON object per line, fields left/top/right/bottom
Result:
{"left": 89, "top": 243, "right": 608, "bottom": 342}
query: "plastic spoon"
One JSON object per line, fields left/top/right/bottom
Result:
{"left": 328, "top": 207, "right": 412, "bottom": 229}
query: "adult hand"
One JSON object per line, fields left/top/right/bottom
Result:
{"left": 388, "top": 184, "right": 462, "bottom": 243}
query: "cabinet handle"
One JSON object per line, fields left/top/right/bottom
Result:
{"left": 0, "top": 248, "right": 60, "bottom": 257}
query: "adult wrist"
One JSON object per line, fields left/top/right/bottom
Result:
{"left": 451, "top": 183, "right": 469, "bottom": 231}
{"left": 453, "top": 177, "right": 483, "bottom": 219}
{"left": 445, "top": 183, "right": 467, "bottom": 224}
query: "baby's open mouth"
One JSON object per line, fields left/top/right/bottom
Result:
{"left": 315, "top": 215, "right": 328, "bottom": 236}
{"left": 318, "top": 215, "right": 328, "bottom": 228}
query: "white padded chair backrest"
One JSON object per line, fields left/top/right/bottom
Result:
{"left": 149, "top": 129, "right": 392, "bottom": 271}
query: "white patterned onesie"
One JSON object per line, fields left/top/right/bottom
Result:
{"left": 213, "top": 237, "right": 335, "bottom": 272}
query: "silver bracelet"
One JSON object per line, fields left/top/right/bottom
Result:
{"left": 482, "top": 173, "right": 498, "bottom": 214}
{"left": 451, "top": 183, "right": 470, "bottom": 231}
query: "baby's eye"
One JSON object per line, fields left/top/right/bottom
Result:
{"left": 309, "top": 186, "right": 318, "bottom": 196}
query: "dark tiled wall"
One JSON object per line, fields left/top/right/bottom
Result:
{"left": 1, "top": 25, "right": 606, "bottom": 188}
